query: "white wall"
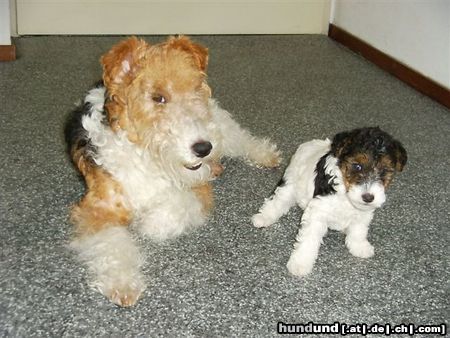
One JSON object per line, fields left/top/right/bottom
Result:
{"left": 331, "top": 0, "right": 450, "bottom": 89}
{"left": 9, "top": 0, "right": 17, "bottom": 36}
{"left": 0, "top": 0, "right": 11, "bottom": 45}
{"left": 16, "top": 0, "right": 331, "bottom": 35}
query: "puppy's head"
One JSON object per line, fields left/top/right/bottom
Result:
{"left": 331, "top": 127, "right": 407, "bottom": 210}
{"left": 100, "top": 36, "right": 220, "bottom": 185}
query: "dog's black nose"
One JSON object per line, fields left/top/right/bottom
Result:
{"left": 192, "top": 141, "right": 212, "bottom": 158}
{"left": 362, "top": 193, "right": 375, "bottom": 203}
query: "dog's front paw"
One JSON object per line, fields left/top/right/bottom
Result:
{"left": 259, "top": 150, "right": 282, "bottom": 168}
{"left": 106, "top": 284, "right": 144, "bottom": 307}
{"left": 347, "top": 240, "right": 375, "bottom": 258}
{"left": 93, "top": 272, "right": 146, "bottom": 307}
{"left": 286, "top": 254, "right": 314, "bottom": 277}
{"left": 247, "top": 140, "right": 282, "bottom": 168}
{"left": 254, "top": 148, "right": 282, "bottom": 168}
{"left": 251, "top": 213, "right": 273, "bottom": 228}
{"left": 209, "top": 161, "right": 224, "bottom": 179}
{"left": 72, "top": 226, "right": 146, "bottom": 307}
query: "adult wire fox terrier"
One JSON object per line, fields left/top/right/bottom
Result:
{"left": 65, "top": 36, "right": 281, "bottom": 306}
{"left": 252, "top": 127, "right": 407, "bottom": 276}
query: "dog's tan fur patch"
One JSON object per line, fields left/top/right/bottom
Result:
{"left": 70, "top": 158, "right": 131, "bottom": 237}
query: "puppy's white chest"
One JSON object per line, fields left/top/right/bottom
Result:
{"left": 317, "top": 195, "right": 367, "bottom": 231}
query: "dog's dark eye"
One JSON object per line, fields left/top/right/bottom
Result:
{"left": 152, "top": 94, "right": 167, "bottom": 104}
{"left": 352, "top": 163, "right": 363, "bottom": 171}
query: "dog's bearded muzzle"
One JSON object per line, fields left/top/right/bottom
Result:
{"left": 347, "top": 181, "right": 386, "bottom": 210}
{"left": 184, "top": 141, "right": 213, "bottom": 171}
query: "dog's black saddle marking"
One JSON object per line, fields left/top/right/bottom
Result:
{"left": 64, "top": 81, "right": 105, "bottom": 164}
{"left": 313, "top": 152, "right": 337, "bottom": 197}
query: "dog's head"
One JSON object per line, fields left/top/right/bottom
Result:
{"left": 331, "top": 127, "right": 407, "bottom": 210}
{"left": 100, "top": 36, "right": 221, "bottom": 184}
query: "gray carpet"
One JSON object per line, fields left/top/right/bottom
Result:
{"left": 0, "top": 35, "right": 449, "bottom": 337}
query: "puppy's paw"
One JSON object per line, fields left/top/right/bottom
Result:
{"left": 347, "top": 240, "right": 375, "bottom": 258}
{"left": 286, "top": 255, "right": 314, "bottom": 277}
{"left": 251, "top": 213, "right": 273, "bottom": 228}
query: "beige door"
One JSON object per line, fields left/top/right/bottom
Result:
{"left": 16, "top": 0, "right": 330, "bottom": 35}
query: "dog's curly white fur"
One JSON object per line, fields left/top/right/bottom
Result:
{"left": 65, "top": 36, "right": 280, "bottom": 306}
{"left": 252, "top": 127, "right": 407, "bottom": 277}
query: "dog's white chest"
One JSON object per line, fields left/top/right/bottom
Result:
{"left": 312, "top": 194, "right": 373, "bottom": 231}
{"left": 98, "top": 136, "right": 172, "bottom": 210}
{"left": 81, "top": 106, "right": 172, "bottom": 210}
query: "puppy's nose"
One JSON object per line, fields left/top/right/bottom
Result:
{"left": 192, "top": 141, "right": 212, "bottom": 158}
{"left": 362, "top": 193, "right": 375, "bottom": 203}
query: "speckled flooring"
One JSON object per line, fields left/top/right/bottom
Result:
{"left": 0, "top": 35, "right": 449, "bottom": 337}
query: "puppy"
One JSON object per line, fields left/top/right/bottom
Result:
{"left": 252, "top": 127, "right": 407, "bottom": 276}
{"left": 65, "top": 36, "right": 281, "bottom": 306}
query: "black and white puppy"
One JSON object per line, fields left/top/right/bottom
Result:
{"left": 252, "top": 127, "right": 407, "bottom": 276}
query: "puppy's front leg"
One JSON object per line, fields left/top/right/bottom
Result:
{"left": 286, "top": 202, "right": 328, "bottom": 276}
{"left": 252, "top": 180, "right": 296, "bottom": 228}
{"left": 212, "top": 102, "right": 281, "bottom": 168}
{"left": 345, "top": 214, "right": 375, "bottom": 258}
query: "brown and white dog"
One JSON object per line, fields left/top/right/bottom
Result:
{"left": 65, "top": 36, "right": 280, "bottom": 306}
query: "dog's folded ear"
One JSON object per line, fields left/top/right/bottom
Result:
{"left": 392, "top": 140, "right": 407, "bottom": 172}
{"left": 101, "top": 36, "right": 149, "bottom": 87}
{"left": 331, "top": 131, "right": 352, "bottom": 157}
{"left": 166, "top": 36, "right": 209, "bottom": 72}
{"left": 100, "top": 37, "right": 148, "bottom": 139}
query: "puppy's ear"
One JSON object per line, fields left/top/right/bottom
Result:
{"left": 331, "top": 131, "right": 352, "bottom": 157}
{"left": 167, "top": 35, "right": 209, "bottom": 72}
{"left": 101, "top": 36, "right": 148, "bottom": 87}
{"left": 392, "top": 140, "right": 407, "bottom": 172}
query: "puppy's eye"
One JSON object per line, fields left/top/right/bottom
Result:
{"left": 152, "top": 94, "right": 167, "bottom": 104}
{"left": 352, "top": 163, "right": 363, "bottom": 171}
